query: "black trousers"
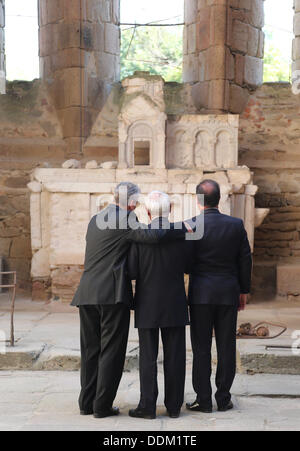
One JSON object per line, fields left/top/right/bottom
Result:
{"left": 79, "top": 304, "right": 130, "bottom": 413}
{"left": 138, "top": 327, "right": 186, "bottom": 415}
{"left": 190, "top": 304, "right": 238, "bottom": 409}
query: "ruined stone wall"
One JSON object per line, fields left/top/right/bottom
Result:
{"left": 0, "top": 80, "right": 66, "bottom": 290}
{"left": 0, "top": 78, "right": 122, "bottom": 292}
{"left": 239, "top": 82, "right": 300, "bottom": 296}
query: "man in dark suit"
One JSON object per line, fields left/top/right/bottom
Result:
{"left": 71, "top": 183, "right": 187, "bottom": 419}
{"left": 128, "top": 191, "right": 192, "bottom": 420}
{"left": 187, "top": 180, "right": 252, "bottom": 413}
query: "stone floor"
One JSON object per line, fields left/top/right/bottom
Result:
{"left": 1, "top": 294, "right": 300, "bottom": 431}
{"left": 0, "top": 294, "right": 300, "bottom": 374}
{"left": 0, "top": 371, "right": 299, "bottom": 431}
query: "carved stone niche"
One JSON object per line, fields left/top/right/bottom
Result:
{"left": 118, "top": 72, "right": 167, "bottom": 169}
{"left": 167, "top": 115, "right": 239, "bottom": 170}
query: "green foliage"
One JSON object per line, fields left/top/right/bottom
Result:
{"left": 263, "top": 31, "right": 291, "bottom": 82}
{"left": 120, "top": 25, "right": 183, "bottom": 82}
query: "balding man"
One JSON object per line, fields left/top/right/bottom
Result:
{"left": 187, "top": 180, "right": 252, "bottom": 413}
{"left": 128, "top": 191, "right": 192, "bottom": 419}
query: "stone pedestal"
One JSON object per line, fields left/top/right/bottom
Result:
{"left": 27, "top": 74, "right": 268, "bottom": 301}
{"left": 28, "top": 164, "right": 261, "bottom": 301}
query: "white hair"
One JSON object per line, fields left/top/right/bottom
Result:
{"left": 145, "top": 191, "right": 170, "bottom": 218}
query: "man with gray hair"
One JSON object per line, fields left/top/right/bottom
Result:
{"left": 72, "top": 183, "right": 187, "bottom": 419}
{"left": 128, "top": 191, "right": 193, "bottom": 419}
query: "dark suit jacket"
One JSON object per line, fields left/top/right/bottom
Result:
{"left": 188, "top": 209, "right": 252, "bottom": 306}
{"left": 128, "top": 217, "right": 192, "bottom": 329}
{"left": 71, "top": 205, "right": 186, "bottom": 307}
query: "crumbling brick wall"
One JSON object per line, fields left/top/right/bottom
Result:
{"left": 239, "top": 82, "right": 300, "bottom": 296}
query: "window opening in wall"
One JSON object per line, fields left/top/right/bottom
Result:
{"left": 6, "top": 0, "right": 39, "bottom": 81}
{"left": 263, "top": 0, "right": 293, "bottom": 82}
{"left": 120, "top": 0, "right": 184, "bottom": 82}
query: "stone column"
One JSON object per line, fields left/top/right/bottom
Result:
{"left": 38, "top": 0, "right": 120, "bottom": 156}
{"left": 0, "top": 0, "right": 5, "bottom": 94}
{"left": 183, "top": 0, "right": 264, "bottom": 113}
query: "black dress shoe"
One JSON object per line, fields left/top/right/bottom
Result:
{"left": 93, "top": 407, "right": 120, "bottom": 418}
{"left": 129, "top": 408, "right": 156, "bottom": 420}
{"left": 80, "top": 409, "right": 93, "bottom": 415}
{"left": 167, "top": 411, "right": 180, "bottom": 419}
{"left": 218, "top": 401, "right": 233, "bottom": 412}
{"left": 186, "top": 401, "right": 212, "bottom": 413}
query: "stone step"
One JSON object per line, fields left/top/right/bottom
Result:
{"left": 1, "top": 342, "right": 300, "bottom": 375}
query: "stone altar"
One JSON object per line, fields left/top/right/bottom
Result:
{"left": 27, "top": 73, "right": 268, "bottom": 301}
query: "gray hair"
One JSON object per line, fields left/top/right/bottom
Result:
{"left": 114, "top": 182, "right": 140, "bottom": 208}
{"left": 145, "top": 191, "right": 170, "bottom": 218}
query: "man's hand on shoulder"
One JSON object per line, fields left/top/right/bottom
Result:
{"left": 184, "top": 221, "right": 193, "bottom": 233}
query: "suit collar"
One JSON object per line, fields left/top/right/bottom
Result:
{"left": 203, "top": 208, "right": 220, "bottom": 215}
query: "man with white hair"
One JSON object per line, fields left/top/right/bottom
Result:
{"left": 72, "top": 183, "right": 187, "bottom": 420}
{"left": 128, "top": 191, "right": 193, "bottom": 420}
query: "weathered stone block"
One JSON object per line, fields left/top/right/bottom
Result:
{"left": 96, "top": 52, "right": 118, "bottom": 81}
{"left": 204, "top": 46, "right": 227, "bottom": 80}
{"left": 51, "top": 265, "right": 83, "bottom": 301}
{"left": 295, "top": 0, "right": 300, "bottom": 13}
{"left": 208, "top": 79, "right": 229, "bottom": 111}
{"left": 249, "top": 0, "right": 264, "bottom": 28}
{"left": 187, "top": 24, "right": 197, "bottom": 54}
{"left": 62, "top": 159, "right": 81, "bottom": 169}
{"left": 184, "top": 0, "right": 197, "bottom": 24}
{"left": 31, "top": 249, "right": 50, "bottom": 278}
{"left": 85, "top": 160, "right": 98, "bottom": 169}
{"left": 196, "top": 7, "right": 211, "bottom": 51}
{"left": 182, "top": 55, "right": 198, "bottom": 83}
{"left": 294, "top": 12, "right": 300, "bottom": 37}
{"left": 211, "top": 4, "right": 227, "bottom": 46}
{"left": 49, "top": 193, "right": 90, "bottom": 266}
{"left": 104, "top": 23, "right": 119, "bottom": 55}
{"left": 244, "top": 56, "right": 263, "bottom": 88}
{"left": 231, "top": 20, "right": 249, "bottom": 53}
{"left": 247, "top": 26, "right": 259, "bottom": 57}
{"left": 277, "top": 264, "right": 300, "bottom": 296}
{"left": 229, "top": 84, "right": 249, "bottom": 114}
